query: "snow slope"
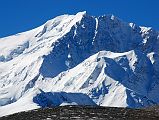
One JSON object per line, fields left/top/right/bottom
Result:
{"left": 0, "top": 11, "right": 159, "bottom": 116}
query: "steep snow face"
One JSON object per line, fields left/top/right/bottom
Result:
{"left": 0, "top": 11, "right": 86, "bottom": 105}
{"left": 38, "top": 50, "right": 154, "bottom": 108}
{"left": 0, "top": 11, "right": 159, "bottom": 116}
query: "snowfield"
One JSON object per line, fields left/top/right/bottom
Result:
{"left": 0, "top": 11, "right": 159, "bottom": 117}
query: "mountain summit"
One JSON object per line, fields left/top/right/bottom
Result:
{"left": 0, "top": 11, "right": 159, "bottom": 117}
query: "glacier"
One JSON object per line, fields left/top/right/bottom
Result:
{"left": 0, "top": 11, "right": 159, "bottom": 117}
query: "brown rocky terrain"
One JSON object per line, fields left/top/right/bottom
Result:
{"left": 1, "top": 106, "right": 159, "bottom": 120}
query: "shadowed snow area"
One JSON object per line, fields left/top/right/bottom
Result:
{"left": 0, "top": 11, "right": 159, "bottom": 117}
{"left": 33, "top": 90, "right": 96, "bottom": 107}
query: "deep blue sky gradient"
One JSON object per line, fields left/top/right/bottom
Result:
{"left": 0, "top": 0, "right": 158, "bottom": 38}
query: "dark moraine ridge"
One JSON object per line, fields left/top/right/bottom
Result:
{"left": 1, "top": 106, "right": 159, "bottom": 120}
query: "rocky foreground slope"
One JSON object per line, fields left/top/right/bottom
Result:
{"left": 1, "top": 106, "right": 159, "bottom": 120}
{"left": 0, "top": 11, "right": 159, "bottom": 116}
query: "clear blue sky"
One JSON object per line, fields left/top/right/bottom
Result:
{"left": 0, "top": 0, "right": 158, "bottom": 38}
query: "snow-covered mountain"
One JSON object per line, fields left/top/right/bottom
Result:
{"left": 0, "top": 11, "right": 159, "bottom": 117}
